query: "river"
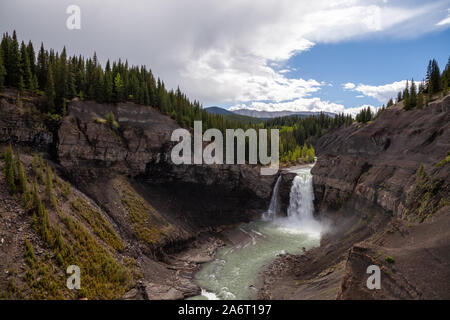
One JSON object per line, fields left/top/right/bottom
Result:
{"left": 188, "top": 165, "right": 323, "bottom": 300}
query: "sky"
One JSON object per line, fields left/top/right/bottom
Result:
{"left": 1, "top": 0, "right": 450, "bottom": 116}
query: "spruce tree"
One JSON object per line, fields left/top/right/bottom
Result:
{"left": 7, "top": 31, "right": 22, "bottom": 87}
{"left": 113, "top": 73, "right": 123, "bottom": 102}
{"left": 103, "top": 60, "right": 113, "bottom": 103}
{"left": 397, "top": 91, "right": 402, "bottom": 103}
{"left": 403, "top": 80, "right": 410, "bottom": 110}
{"left": 16, "top": 152, "right": 31, "bottom": 208}
{"left": 45, "top": 64, "right": 56, "bottom": 112}
{"left": 37, "top": 42, "right": 47, "bottom": 90}
{"left": 417, "top": 91, "right": 424, "bottom": 109}
{"left": 3, "top": 144, "right": 16, "bottom": 194}
{"left": 55, "top": 46, "right": 68, "bottom": 109}
{"left": 409, "top": 79, "right": 417, "bottom": 109}
{"left": 20, "top": 41, "right": 32, "bottom": 89}
{"left": 0, "top": 52, "right": 6, "bottom": 89}
{"left": 27, "top": 40, "right": 36, "bottom": 76}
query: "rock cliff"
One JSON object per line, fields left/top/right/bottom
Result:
{"left": 0, "top": 88, "right": 286, "bottom": 300}
{"left": 312, "top": 95, "right": 449, "bottom": 220}
{"left": 259, "top": 94, "right": 450, "bottom": 300}
{"left": 0, "top": 89, "right": 53, "bottom": 149}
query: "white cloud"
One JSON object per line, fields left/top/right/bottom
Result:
{"left": 1, "top": 0, "right": 447, "bottom": 107}
{"left": 436, "top": 9, "right": 450, "bottom": 25}
{"left": 343, "top": 80, "right": 420, "bottom": 102}
{"left": 229, "top": 97, "right": 379, "bottom": 117}
{"left": 343, "top": 82, "right": 356, "bottom": 90}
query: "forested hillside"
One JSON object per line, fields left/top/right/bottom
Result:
{"left": 3, "top": 31, "right": 446, "bottom": 165}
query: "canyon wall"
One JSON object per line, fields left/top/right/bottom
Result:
{"left": 259, "top": 94, "right": 450, "bottom": 300}
{"left": 313, "top": 94, "right": 449, "bottom": 221}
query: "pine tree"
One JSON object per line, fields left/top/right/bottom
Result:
{"left": 103, "top": 60, "right": 113, "bottom": 103}
{"left": 417, "top": 91, "right": 424, "bottom": 109}
{"left": 409, "top": 79, "right": 417, "bottom": 109}
{"left": 3, "top": 144, "right": 16, "bottom": 194}
{"left": 16, "top": 152, "right": 31, "bottom": 208}
{"left": 426, "top": 59, "right": 441, "bottom": 96}
{"left": 430, "top": 59, "right": 441, "bottom": 94}
{"left": 45, "top": 163, "right": 56, "bottom": 208}
{"left": 20, "top": 41, "right": 32, "bottom": 89}
{"left": 442, "top": 56, "right": 450, "bottom": 96}
{"left": 45, "top": 64, "right": 56, "bottom": 112}
{"left": 55, "top": 46, "right": 68, "bottom": 110}
{"left": 0, "top": 52, "right": 6, "bottom": 89}
{"left": 37, "top": 42, "right": 47, "bottom": 90}
{"left": 397, "top": 91, "right": 402, "bottom": 103}
{"left": 27, "top": 40, "right": 35, "bottom": 76}
{"left": 7, "top": 31, "right": 22, "bottom": 87}
{"left": 403, "top": 80, "right": 410, "bottom": 110}
{"left": 113, "top": 73, "right": 123, "bottom": 102}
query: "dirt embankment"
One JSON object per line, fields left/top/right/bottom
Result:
{"left": 258, "top": 95, "right": 450, "bottom": 300}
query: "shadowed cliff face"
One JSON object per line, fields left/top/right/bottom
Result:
{"left": 0, "top": 89, "right": 53, "bottom": 148}
{"left": 312, "top": 95, "right": 450, "bottom": 220}
{"left": 57, "top": 99, "right": 284, "bottom": 231}
{"left": 57, "top": 98, "right": 180, "bottom": 176}
{"left": 1, "top": 91, "right": 291, "bottom": 300}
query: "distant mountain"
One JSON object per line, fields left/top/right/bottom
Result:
{"left": 204, "top": 106, "right": 235, "bottom": 116}
{"left": 204, "top": 106, "right": 336, "bottom": 122}
{"left": 204, "top": 106, "right": 262, "bottom": 124}
{"left": 231, "top": 109, "right": 336, "bottom": 119}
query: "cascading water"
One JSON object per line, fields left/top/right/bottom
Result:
{"left": 274, "top": 167, "right": 322, "bottom": 237}
{"left": 188, "top": 165, "right": 322, "bottom": 300}
{"left": 262, "top": 175, "right": 282, "bottom": 221}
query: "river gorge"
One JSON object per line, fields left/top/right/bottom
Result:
{"left": 189, "top": 166, "right": 323, "bottom": 300}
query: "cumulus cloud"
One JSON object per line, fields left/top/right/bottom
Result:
{"left": 343, "top": 82, "right": 357, "bottom": 90}
{"left": 0, "top": 0, "right": 446, "bottom": 110}
{"left": 343, "top": 80, "right": 420, "bottom": 102}
{"left": 229, "top": 98, "right": 379, "bottom": 117}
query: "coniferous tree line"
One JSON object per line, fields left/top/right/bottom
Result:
{"left": 264, "top": 112, "right": 353, "bottom": 161}
{"left": 355, "top": 106, "right": 374, "bottom": 123}
{"left": 0, "top": 31, "right": 358, "bottom": 164}
{"left": 0, "top": 31, "right": 252, "bottom": 134}
{"left": 6, "top": 32, "right": 444, "bottom": 164}
{"left": 395, "top": 58, "right": 450, "bottom": 111}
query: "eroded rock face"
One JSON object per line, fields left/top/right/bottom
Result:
{"left": 0, "top": 89, "right": 53, "bottom": 148}
{"left": 57, "top": 99, "right": 281, "bottom": 229}
{"left": 312, "top": 95, "right": 450, "bottom": 219}
{"left": 57, "top": 99, "right": 179, "bottom": 176}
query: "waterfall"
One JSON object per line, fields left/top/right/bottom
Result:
{"left": 287, "top": 172, "right": 314, "bottom": 221}
{"left": 262, "top": 175, "right": 282, "bottom": 221}
{"left": 272, "top": 167, "right": 322, "bottom": 237}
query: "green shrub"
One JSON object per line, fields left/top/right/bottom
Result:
{"left": 385, "top": 256, "right": 395, "bottom": 263}
{"left": 105, "top": 111, "right": 119, "bottom": 130}
{"left": 2, "top": 144, "right": 16, "bottom": 194}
